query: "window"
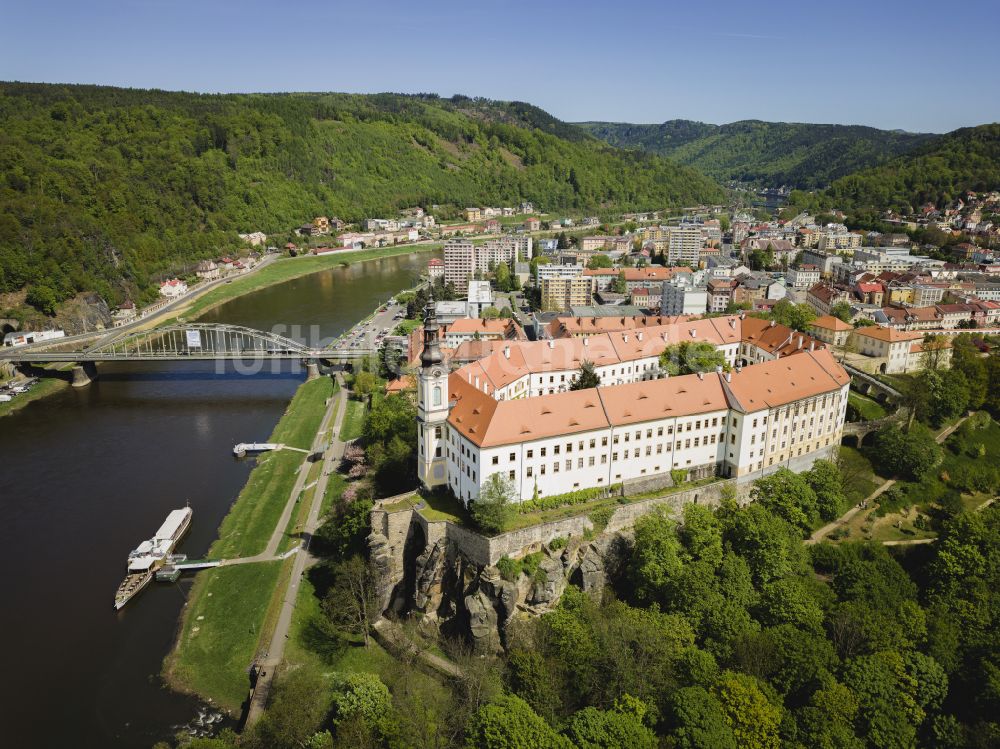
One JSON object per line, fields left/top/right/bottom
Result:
{"left": 578, "top": 458, "right": 584, "bottom": 469}
{"left": 492, "top": 456, "right": 499, "bottom": 465}
{"left": 602, "top": 437, "right": 608, "bottom": 447}
{"left": 554, "top": 444, "right": 560, "bottom": 455}
{"left": 589, "top": 439, "right": 596, "bottom": 449}
{"left": 509, "top": 470, "right": 515, "bottom": 480}
{"left": 432, "top": 385, "right": 442, "bottom": 407}
{"left": 694, "top": 437, "right": 700, "bottom": 447}
{"left": 526, "top": 466, "right": 533, "bottom": 477}
{"left": 657, "top": 427, "right": 663, "bottom": 436}
{"left": 589, "top": 457, "right": 595, "bottom": 466}
{"left": 509, "top": 452, "right": 515, "bottom": 462}
{"left": 526, "top": 449, "right": 533, "bottom": 459}
{"left": 434, "top": 426, "right": 442, "bottom": 438}
{"left": 685, "top": 439, "right": 691, "bottom": 448}
{"left": 553, "top": 462, "right": 560, "bottom": 473}
{"left": 566, "top": 442, "right": 573, "bottom": 452}
{"left": 601, "top": 455, "right": 607, "bottom": 464}
{"left": 540, "top": 465, "right": 546, "bottom": 475}
{"left": 566, "top": 460, "right": 572, "bottom": 470}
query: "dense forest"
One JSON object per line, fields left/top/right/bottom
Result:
{"left": 0, "top": 83, "right": 724, "bottom": 309}
{"left": 576, "top": 119, "right": 933, "bottom": 189}
{"left": 823, "top": 124, "right": 1000, "bottom": 214}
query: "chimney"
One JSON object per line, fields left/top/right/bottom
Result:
{"left": 503, "top": 346, "right": 510, "bottom": 359}
{"left": 698, "top": 372, "right": 704, "bottom": 380}
{"left": 798, "top": 336, "right": 804, "bottom": 350}
{"left": 689, "top": 328, "right": 697, "bottom": 337}
{"left": 770, "top": 319, "right": 776, "bottom": 327}
{"left": 636, "top": 331, "right": 643, "bottom": 341}
{"left": 725, "top": 371, "right": 732, "bottom": 382}
{"left": 583, "top": 337, "right": 589, "bottom": 346}
{"left": 716, "top": 365, "right": 723, "bottom": 374}
{"left": 623, "top": 334, "right": 629, "bottom": 343}
{"left": 810, "top": 340, "right": 815, "bottom": 351}
{"left": 729, "top": 318, "right": 736, "bottom": 329}
{"left": 547, "top": 340, "right": 554, "bottom": 349}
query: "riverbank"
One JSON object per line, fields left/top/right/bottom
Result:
{"left": 164, "top": 372, "right": 345, "bottom": 711}
{"left": 163, "top": 243, "right": 441, "bottom": 325}
{"left": 0, "top": 376, "right": 67, "bottom": 418}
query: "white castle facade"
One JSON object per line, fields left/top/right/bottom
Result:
{"left": 416, "top": 304, "right": 850, "bottom": 504}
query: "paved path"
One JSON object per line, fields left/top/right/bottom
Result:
{"left": 807, "top": 414, "right": 972, "bottom": 545}
{"left": 244, "top": 378, "right": 350, "bottom": 729}
{"left": 372, "top": 618, "right": 464, "bottom": 680}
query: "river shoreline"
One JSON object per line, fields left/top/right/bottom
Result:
{"left": 3, "top": 243, "right": 438, "bottom": 417}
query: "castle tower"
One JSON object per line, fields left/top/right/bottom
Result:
{"left": 416, "top": 290, "right": 449, "bottom": 489}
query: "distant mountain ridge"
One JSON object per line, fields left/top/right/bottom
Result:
{"left": 576, "top": 119, "right": 935, "bottom": 189}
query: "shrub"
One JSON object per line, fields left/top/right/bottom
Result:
{"left": 549, "top": 536, "right": 568, "bottom": 551}
{"left": 589, "top": 506, "right": 615, "bottom": 532}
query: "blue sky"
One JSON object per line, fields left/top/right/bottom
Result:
{"left": 2, "top": 0, "right": 998, "bottom": 133}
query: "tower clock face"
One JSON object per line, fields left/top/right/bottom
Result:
{"left": 432, "top": 368, "right": 443, "bottom": 378}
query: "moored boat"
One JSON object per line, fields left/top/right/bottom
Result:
{"left": 114, "top": 507, "right": 192, "bottom": 610}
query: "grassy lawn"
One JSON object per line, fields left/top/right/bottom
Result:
{"left": 392, "top": 318, "right": 422, "bottom": 336}
{"left": 321, "top": 472, "right": 348, "bottom": 518}
{"left": 339, "top": 398, "right": 367, "bottom": 442}
{"left": 272, "top": 377, "right": 334, "bottom": 450}
{"left": 164, "top": 245, "right": 439, "bottom": 323}
{"left": 0, "top": 377, "right": 66, "bottom": 418}
{"left": 164, "top": 561, "right": 282, "bottom": 713}
{"left": 210, "top": 379, "right": 331, "bottom": 558}
{"left": 848, "top": 391, "right": 888, "bottom": 421}
{"left": 838, "top": 446, "right": 884, "bottom": 506}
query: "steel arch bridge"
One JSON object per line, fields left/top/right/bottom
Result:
{"left": 1, "top": 324, "right": 326, "bottom": 362}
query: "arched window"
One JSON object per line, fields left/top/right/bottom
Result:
{"left": 432, "top": 385, "right": 442, "bottom": 407}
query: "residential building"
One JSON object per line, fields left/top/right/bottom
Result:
{"left": 806, "top": 284, "right": 850, "bottom": 315}
{"left": 194, "top": 260, "right": 220, "bottom": 281}
{"left": 467, "top": 281, "right": 494, "bottom": 318}
{"left": 667, "top": 226, "right": 704, "bottom": 266}
{"left": 786, "top": 265, "right": 821, "bottom": 290}
{"left": 630, "top": 287, "right": 660, "bottom": 310}
{"left": 661, "top": 279, "right": 709, "bottom": 315}
{"left": 159, "top": 279, "right": 188, "bottom": 298}
{"left": 442, "top": 317, "right": 526, "bottom": 348}
{"left": 541, "top": 277, "right": 593, "bottom": 312}
{"left": 443, "top": 237, "right": 530, "bottom": 287}
{"left": 427, "top": 257, "right": 445, "bottom": 281}
{"left": 808, "top": 315, "right": 853, "bottom": 347}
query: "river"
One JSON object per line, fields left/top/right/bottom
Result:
{"left": 0, "top": 251, "right": 432, "bottom": 748}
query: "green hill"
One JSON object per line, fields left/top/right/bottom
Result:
{"left": 0, "top": 83, "right": 724, "bottom": 311}
{"left": 824, "top": 123, "right": 1000, "bottom": 213}
{"left": 576, "top": 119, "right": 933, "bottom": 189}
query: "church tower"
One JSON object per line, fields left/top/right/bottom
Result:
{"left": 416, "top": 291, "right": 449, "bottom": 489}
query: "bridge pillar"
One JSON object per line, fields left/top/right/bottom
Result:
{"left": 305, "top": 361, "right": 320, "bottom": 381}
{"left": 71, "top": 362, "right": 98, "bottom": 388}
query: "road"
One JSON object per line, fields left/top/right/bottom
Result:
{"left": 11, "top": 253, "right": 282, "bottom": 355}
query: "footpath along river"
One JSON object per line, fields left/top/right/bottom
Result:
{"left": 0, "top": 251, "right": 432, "bottom": 748}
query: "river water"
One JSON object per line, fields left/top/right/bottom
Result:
{"left": 0, "top": 252, "right": 431, "bottom": 748}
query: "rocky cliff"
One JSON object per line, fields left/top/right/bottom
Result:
{"left": 369, "top": 520, "right": 625, "bottom": 653}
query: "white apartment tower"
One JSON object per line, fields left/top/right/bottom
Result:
{"left": 416, "top": 296, "right": 450, "bottom": 489}
{"left": 667, "top": 226, "right": 703, "bottom": 266}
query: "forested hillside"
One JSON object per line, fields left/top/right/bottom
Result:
{"left": 0, "top": 83, "right": 723, "bottom": 310}
{"left": 824, "top": 124, "right": 1000, "bottom": 213}
{"left": 577, "top": 119, "right": 932, "bottom": 189}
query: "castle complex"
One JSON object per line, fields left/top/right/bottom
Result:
{"left": 416, "top": 302, "right": 851, "bottom": 504}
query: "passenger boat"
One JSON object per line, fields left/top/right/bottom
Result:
{"left": 114, "top": 507, "right": 192, "bottom": 610}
